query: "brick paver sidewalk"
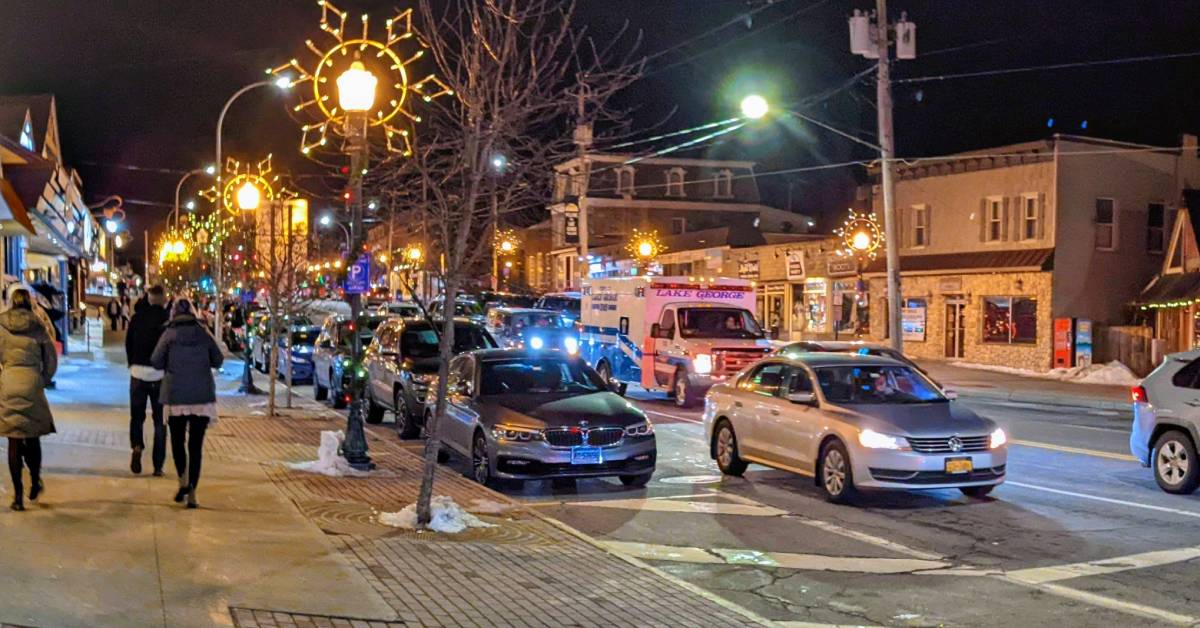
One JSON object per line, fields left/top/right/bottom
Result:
{"left": 213, "top": 389, "right": 763, "bottom": 627}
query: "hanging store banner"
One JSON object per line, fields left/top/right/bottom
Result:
{"left": 785, "top": 250, "right": 805, "bottom": 280}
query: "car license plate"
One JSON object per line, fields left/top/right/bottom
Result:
{"left": 570, "top": 446, "right": 603, "bottom": 465}
{"left": 945, "top": 458, "right": 973, "bottom": 474}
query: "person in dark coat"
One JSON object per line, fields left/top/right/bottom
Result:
{"left": 0, "top": 289, "right": 57, "bottom": 511}
{"left": 105, "top": 298, "right": 122, "bottom": 331}
{"left": 125, "top": 285, "right": 170, "bottom": 476}
{"left": 151, "top": 299, "right": 223, "bottom": 509}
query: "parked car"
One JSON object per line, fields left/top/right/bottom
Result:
{"left": 252, "top": 315, "right": 314, "bottom": 373}
{"left": 429, "top": 297, "right": 487, "bottom": 324}
{"left": 374, "top": 301, "right": 422, "bottom": 319}
{"left": 486, "top": 307, "right": 578, "bottom": 354}
{"left": 533, "top": 292, "right": 582, "bottom": 324}
{"left": 774, "top": 340, "right": 941, "bottom": 387}
{"left": 430, "top": 349, "right": 656, "bottom": 489}
{"left": 703, "top": 353, "right": 1007, "bottom": 503}
{"left": 477, "top": 290, "right": 538, "bottom": 314}
{"left": 277, "top": 325, "right": 321, "bottom": 384}
{"left": 245, "top": 310, "right": 272, "bottom": 370}
{"left": 1131, "top": 350, "right": 1200, "bottom": 494}
{"left": 363, "top": 317, "right": 497, "bottom": 436}
{"left": 313, "top": 313, "right": 388, "bottom": 407}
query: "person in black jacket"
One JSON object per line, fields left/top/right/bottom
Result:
{"left": 151, "top": 299, "right": 223, "bottom": 509}
{"left": 125, "top": 285, "right": 170, "bottom": 476}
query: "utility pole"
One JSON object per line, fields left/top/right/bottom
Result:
{"left": 851, "top": 3, "right": 914, "bottom": 351}
{"left": 574, "top": 83, "right": 593, "bottom": 290}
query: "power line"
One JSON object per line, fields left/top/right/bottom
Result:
{"left": 897, "top": 49, "right": 1200, "bottom": 84}
{"left": 640, "top": 0, "right": 790, "bottom": 66}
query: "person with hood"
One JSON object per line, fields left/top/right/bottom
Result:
{"left": 151, "top": 299, "right": 222, "bottom": 509}
{"left": 125, "top": 285, "right": 170, "bottom": 476}
{"left": 0, "top": 288, "right": 57, "bottom": 511}
{"left": 105, "top": 297, "right": 122, "bottom": 331}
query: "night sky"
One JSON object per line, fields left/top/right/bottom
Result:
{"left": 4, "top": 0, "right": 1200, "bottom": 266}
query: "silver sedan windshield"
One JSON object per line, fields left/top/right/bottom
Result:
{"left": 814, "top": 365, "right": 945, "bottom": 404}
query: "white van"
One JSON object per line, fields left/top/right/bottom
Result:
{"left": 581, "top": 276, "right": 772, "bottom": 407}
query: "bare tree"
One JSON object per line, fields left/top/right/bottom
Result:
{"left": 369, "top": 0, "right": 641, "bottom": 525}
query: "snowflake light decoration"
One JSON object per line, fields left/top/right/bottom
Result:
{"left": 272, "top": 0, "right": 452, "bottom": 157}
{"left": 835, "top": 210, "right": 884, "bottom": 260}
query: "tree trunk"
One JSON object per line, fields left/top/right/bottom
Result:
{"left": 268, "top": 322, "right": 278, "bottom": 417}
{"left": 416, "top": 274, "right": 460, "bottom": 525}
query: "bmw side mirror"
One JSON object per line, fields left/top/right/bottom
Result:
{"left": 609, "top": 379, "right": 627, "bottom": 396}
{"left": 786, "top": 391, "right": 817, "bottom": 405}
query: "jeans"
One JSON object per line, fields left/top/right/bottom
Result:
{"left": 129, "top": 377, "right": 166, "bottom": 471}
{"left": 168, "top": 415, "right": 209, "bottom": 489}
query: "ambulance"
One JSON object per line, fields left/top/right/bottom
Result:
{"left": 580, "top": 276, "right": 773, "bottom": 407}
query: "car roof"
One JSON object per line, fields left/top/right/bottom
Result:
{"left": 539, "top": 292, "right": 581, "bottom": 299}
{"left": 492, "top": 307, "right": 559, "bottom": 315}
{"left": 384, "top": 315, "right": 482, "bottom": 329}
{"left": 782, "top": 340, "right": 891, "bottom": 351}
{"left": 775, "top": 353, "right": 906, "bottom": 368}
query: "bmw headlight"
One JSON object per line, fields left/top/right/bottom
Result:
{"left": 564, "top": 336, "right": 579, "bottom": 355}
{"left": 990, "top": 428, "right": 1007, "bottom": 449}
{"left": 491, "top": 425, "right": 543, "bottom": 442}
{"left": 529, "top": 336, "right": 545, "bottom": 350}
{"left": 693, "top": 353, "right": 713, "bottom": 375}
{"left": 624, "top": 420, "right": 654, "bottom": 437}
{"left": 859, "top": 429, "right": 907, "bottom": 450}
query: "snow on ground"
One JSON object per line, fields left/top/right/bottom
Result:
{"left": 378, "top": 496, "right": 496, "bottom": 533}
{"left": 287, "top": 430, "right": 370, "bottom": 477}
{"left": 953, "top": 360, "right": 1141, "bottom": 386}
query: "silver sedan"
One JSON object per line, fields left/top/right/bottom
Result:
{"left": 703, "top": 353, "right": 1007, "bottom": 502}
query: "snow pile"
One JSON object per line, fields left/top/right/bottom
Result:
{"left": 287, "top": 430, "right": 369, "bottom": 477}
{"left": 954, "top": 360, "right": 1140, "bottom": 386}
{"left": 378, "top": 496, "right": 496, "bottom": 533}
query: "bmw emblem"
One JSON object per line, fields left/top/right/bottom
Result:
{"left": 947, "top": 436, "right": 963, "bottom": 452}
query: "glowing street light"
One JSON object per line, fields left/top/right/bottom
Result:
{"left": 740, "top": 94, "right": 769, "bottom": 120}
{"left": 236, "top": 181, "right": 262, "bottom": 211}
{"left": 626, "top": 229, "right": 665, "bottom": 265}
{"left": 490, "top": 153, "right": 508, "bottom": 172}
{"left": 204, "top": 164, "right": 216, "bottom": 176}
{"left": 185, "top": 200, "right": 196, "bottom": 211}
{"left": 637, "top": 240, "right": 655, "bottom": 258}
{"left": 104, "top": 219, "right": 119, "bottom": 234}
{"left": 337, "top": 60, "right": 378, "bottom": 113}
{"left": 405, "top": 245, "right": 423, "bottom": 262}
{"left": 319, "top": 213, "right": 333, "bottom": 227}
{"left": 851, "top": 230, "right": 872, "bottom": 251}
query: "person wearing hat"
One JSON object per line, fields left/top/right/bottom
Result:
{"left": 0, "top": 288, "right": 57, "bottom": 511}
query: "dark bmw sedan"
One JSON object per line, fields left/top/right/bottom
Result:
{"left": 431, "top": 349, "right": 656, "bottom": 489}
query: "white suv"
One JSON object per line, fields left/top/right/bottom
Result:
{"left": 1131, "top": 350, "right": 1200, "bottom": 494}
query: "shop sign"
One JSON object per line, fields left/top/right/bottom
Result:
{"left": 563, "top": 212, "right": 579, "bottom": 244}
{"left": 938, "top": 276, "right": 964, "bottom": 293}
{"left": 786, "top": 250, "right": 805, "bottom": 280}
{"left": 804, "top": 278, "right": 827, "bottom": 294}
{"left": 738, "top": 259, "right": 760, "bottom": 279}
{"left": 826, "top": 257, "right": 857, "bottom": 277}
{"left": 1053, "top": 318, "right": 1074, "bottom": 368}
{"left": 901, "top": 306, "right": 926, "bottom": 341}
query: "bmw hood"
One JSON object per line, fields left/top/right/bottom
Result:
{"left": 825, "top": 402, "right": 996, "bottom": 438}
{"left": 479, "top": 392, "right": 645, "bottom": 429}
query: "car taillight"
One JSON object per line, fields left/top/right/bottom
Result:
{"left": 1131, "top": 386, "right": 1148, "bottom": 403}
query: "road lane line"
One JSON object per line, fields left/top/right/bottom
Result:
{"left": 1011, "top": 439, "right": 1137, "bottom": 461}
{"left": 598, "top": 540, "right": 950, "bottom": 574}
{"left": 1004, "top": 546, "right": 1200, "bottom": 584}
{"left": 643, "top": 409, "right": 704, "bottom": 424}
{"left": 1007, "top": 481, "right": 1200, "bottom": 520}
{"left": 1013, "top": 580, "right": 1196, "bottom": 626}
{"left": 569, "top": 497, "right": 788, "bottom": 517}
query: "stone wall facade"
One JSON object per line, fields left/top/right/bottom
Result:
{"left": 867, "top": 271, "right": 1054, "bottom": 371}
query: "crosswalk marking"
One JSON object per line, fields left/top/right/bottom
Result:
{"left": 569, "top": 497, "right": 788, "bottom": 517}
{"left": 1004, "top": 546, "right": 1200, "bottom": 585}
{"left": 599, "top": 540, "right": 949, "bottom": 574}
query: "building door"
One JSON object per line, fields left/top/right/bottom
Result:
{"left": 944, "top": 300, "right": 966, "bottom": 358}
{"left": 764, "top": 285, "right": 786, "bottom": 339}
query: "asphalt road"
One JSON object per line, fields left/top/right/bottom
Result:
{"left": 278, "top": 368, "right": 1199, "bottom": 627}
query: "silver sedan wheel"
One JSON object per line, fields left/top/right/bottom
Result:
{"left": 823, "top": 448, "right": 847, "bottom": 496}
{"left": 716, "top": 427, "right": 735, "bottom": 468}
{"left": 1157, "top": 439, "right": 1190, "bottom": 486}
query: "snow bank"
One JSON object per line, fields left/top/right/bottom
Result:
{"left": 378, "top": 496, "right": 496, "bottom": 533}
{"left": 954, "top": 360, "right": 1140, "bottom": 386}
{"left": 287, "top": 430, "right": 369, "bottom": 477}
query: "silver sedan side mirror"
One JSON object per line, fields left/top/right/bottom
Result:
{"left": 786, "top": 391, "right": 817, "bottom": 405}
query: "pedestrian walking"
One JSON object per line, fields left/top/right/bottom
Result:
{"left": 151, "top": 298, "right": 222, "bottom": 509}
{"left": 125, "top": 285, "right": 170, "bottom": 476}
{"left": 105, "top": 297, "right": 121, "bottom": 331}
{"left": 0, "top": 288, "right": 57, "bottom": 511}
{"left": 119, "top": 296, "right": 132, "bottom": 330}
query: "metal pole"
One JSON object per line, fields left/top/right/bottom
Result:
{"left": 876, "top": 0, "right": 903, "bottom": 351}
{"left": 342, "top": 110, "right": 373, "bottom": 471}
{"left": 143, "top": 229, "right": 150, "bottom": 286}
{"left": 491, "top": 183, "right": 499, "bottom": 291}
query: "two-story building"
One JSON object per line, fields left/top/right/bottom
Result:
{"left": 863, "top": 133, "right": 1200, "bottom": 371}
{"left": 533, "top": 153, "right": 813, "bottom": 291}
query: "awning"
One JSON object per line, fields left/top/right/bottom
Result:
{"left": 0, "top": 178, "right": 38, "bottom": 237}
{"left": 1137, "top": 272, "right": 1200, "bottom": 307}
{"left": 864, "top": 248, "right": 1054, "bottom": 275}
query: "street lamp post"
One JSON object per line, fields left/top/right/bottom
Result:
{"left": 235, "top": 181, "right": 264, "bottom": 395}
{"left": 172, "top": 166, "right": 214, "bottom": 231}
{"left": 213, "top": 77, "right": 292, "bottom": 356}
{"left": 337, "top": 59, "right": 377, "bottom": 471}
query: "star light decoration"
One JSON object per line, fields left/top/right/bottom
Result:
{"left": 835, "top": 210, "right": 884, "bottom": 260}
{"left": 494, "top": 229, "right": 520, "bottom": 256}
{"left": 272, "top": 1, "right": 453, "bottom": 157}
{"left": 626, "top": 229, "right": 666, "bottom": 261}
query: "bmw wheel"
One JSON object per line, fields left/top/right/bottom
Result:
{"left": 819, "top": 440, "right": 857, "bottom": 503}
{"left": 714, "top": 421, "right": 748, "bottom": 476}
{"left": 1154, "top": 430, "right": 1199, "bottom": 494}
{"left": 472, "top": 432, "right": 494, "bottom": 487}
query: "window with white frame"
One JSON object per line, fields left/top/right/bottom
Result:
{"left": 616, "top": 167, "right": 636, "bottom": 196}
{"left": 666, "top": 168, "right": 686, "bottom": 197}
{"left": 1095, "top": 198, "right": 1116, "bottom": 250}
{"left": 1021, "top": 194, "right": 1039, "bottom": 240}
{"left": 714, "top": 169, "right": 733, "bottom": 198}
{"left": 671, "top": 217, "right": 687, "bottom": 235}
{"left": 1147, "top": 203, "right": 1165, "bottom": 254}
{"left": 985, "top": 197, "right": 1003, "bottom": 242}
{"left": 912, "top": 205, "right": 928, "bottom": 247}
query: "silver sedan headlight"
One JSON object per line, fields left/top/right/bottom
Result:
{"left": 858, "top": 429, "right": 910, "bottom": 450}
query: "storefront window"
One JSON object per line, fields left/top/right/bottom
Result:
{"left": 983, "top": 296, "right": 1037, "bottom": 344}
{"left": 803, "top": 278, "right": 827, "bottom": 333}
{"left": 833, "top": 280, "right": 870, "bottom": 335}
